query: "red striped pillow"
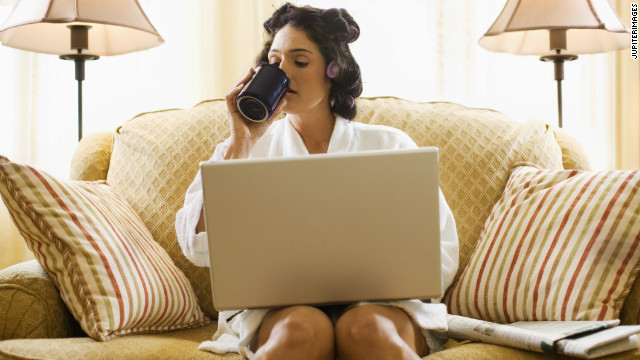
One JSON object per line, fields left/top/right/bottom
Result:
{"left": 446, "top": 165, "right": 640, "bottom": 323}
{"left": 0, "top": 156, "right": 209, "bottom": 340}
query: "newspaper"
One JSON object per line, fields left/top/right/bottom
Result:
{"left": 447, "top": 315, "right": 640, "bottom": 359}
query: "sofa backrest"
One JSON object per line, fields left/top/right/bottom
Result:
{"left": 356, "top": 97, "right": 563, "bottom": 291}
{"left": 73, "top": 97, "right": 571, "bottom": 318}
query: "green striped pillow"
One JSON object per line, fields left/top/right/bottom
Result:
{"left": 0, "top": 156, "right": 209, "bottom": 341}
{"left": 446, "top": 165, "right": 640, "bottom": 323}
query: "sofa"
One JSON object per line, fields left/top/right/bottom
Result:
{"left": 0, "top": 97, "right": 638, "bottom": 360}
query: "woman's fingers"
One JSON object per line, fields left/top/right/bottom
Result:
{"left": 225, "top": 66, "right": 279, "bottom": 145}
{"left": 269, "top": 98, "right": 286, "bottom": 123}
{"left": 226, "top": 68, "right": 258, "bottom": 121}
{"left": 227, "top": 68, "right": 254, "bottom": 103}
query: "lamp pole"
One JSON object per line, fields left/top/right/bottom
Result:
{"left": 539, "top": 30, "right": 578, "bottom": 129}
{"left": 59, "top": 25, "right": 99, "bottom": 141}
{"left": 540, "top": 51, "right": 578, "bottom": 128}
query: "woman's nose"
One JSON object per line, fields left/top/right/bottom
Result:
{"left": 278, "top": 60, "right": 291, "bottom": 77}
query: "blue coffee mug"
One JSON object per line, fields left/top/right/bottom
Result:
{"left": 237, "top": 64, "right": 290, "bottom": 122}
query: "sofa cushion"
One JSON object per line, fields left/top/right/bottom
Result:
{"left": 447, "top": 165, "right": 640, "bottom": 322}
{"left": 2, "top": 324, "right": 638, "bottom": 360}
{"left": 429, "top": 340, "right": 640, "bottom": 360}
{"left": 0, "top": 322, "right": 240, "bottom": 360}
{"left": 0, "top": 156, "right": 209, "bottom": 341}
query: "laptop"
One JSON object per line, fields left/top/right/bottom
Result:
{"left": 200, "top": 147, "right": 442, "bottom": 311}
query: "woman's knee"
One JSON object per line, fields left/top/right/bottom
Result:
{"left": 335, "top": 304, "right": 427, "bottom": 357}
{"left": 335, "top": 305, "right": 396, "bottom": 344}
{"left": 259, "top": 306, "right": 334, "bottom": 348}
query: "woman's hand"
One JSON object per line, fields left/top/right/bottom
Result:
{"left": 224, "top": 67, "right": 285, "bottom": 159}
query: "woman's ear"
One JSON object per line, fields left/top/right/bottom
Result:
{"left": 326, "top": 61, "right": 338, "bottom": 79}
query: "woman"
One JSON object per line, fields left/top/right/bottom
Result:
{"left": 176, "top": 4, "right": 459, "bottom": 360}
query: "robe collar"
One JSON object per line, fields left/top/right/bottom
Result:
{"left": 282, "top": 114, "right": 356, "bottom": 156}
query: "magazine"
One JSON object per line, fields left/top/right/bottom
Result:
{"left": 447, "top": 315, "right": 640, "bottom": 359}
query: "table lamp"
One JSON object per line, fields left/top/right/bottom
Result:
{"left": 479, "top": 0, "right": 631, "bottom": 128}
{"left": 0, "top": 0, "right": 164, "bottom": 140}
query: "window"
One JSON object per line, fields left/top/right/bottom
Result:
{"left": 0, "top": 0, "right": 621, "bottom": 176}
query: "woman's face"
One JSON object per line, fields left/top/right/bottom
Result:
{"left": 268, "top": 25, "right": 331, "bottom": 116}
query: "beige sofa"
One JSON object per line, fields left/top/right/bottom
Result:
{"left": 0, "top": 97, "right": 638, "bottom": 360}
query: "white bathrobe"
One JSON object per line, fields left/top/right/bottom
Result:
{"left": 175, "top": 115, "right": 459, "bottom": 358}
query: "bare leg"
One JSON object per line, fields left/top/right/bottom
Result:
{"left": 253, "top": 305, "right": 335, "bottom": 360}
{"left": 335, "top": 304, "right": 428, "bottom": 360}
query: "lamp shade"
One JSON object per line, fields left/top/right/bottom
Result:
{"left": 0, "top": 0, "right": 164, "bottom": 56}
{"left": 479, "top": 0, "right": 631, "bottom": 55}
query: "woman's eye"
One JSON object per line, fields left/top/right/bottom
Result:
{"left": 270, "top": 60, "right": 281, "bottom": 66}
{"left": 295, "top": 61, "right": 308, "bottom": 67}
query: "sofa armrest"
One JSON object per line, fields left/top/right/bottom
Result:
{"left": 70, "top": 131, "right": 114, "bottom": 181}
{"left": 0, "top": 260, "right": 83, "bottom": 340}
{"left": 554, "top": 128, "right": 591, "bottom": 170}
{"left": 620, "top": 274, "right": 640, "bottom": 325}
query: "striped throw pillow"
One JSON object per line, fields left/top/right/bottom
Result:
{"left": 0, "top": 156, "right": 209, "bottom": 341}
{"left": 446, "top": 165, "right": 640, "bottom": 323}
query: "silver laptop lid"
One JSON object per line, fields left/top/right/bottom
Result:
{"left": 201, "top": 147, "right": 441, "bottom": 310}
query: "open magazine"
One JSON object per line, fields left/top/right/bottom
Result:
{"left": 447, "top": 315, "right": 640, "bottom": 359}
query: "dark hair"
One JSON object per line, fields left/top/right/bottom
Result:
{"left": 257, "top": 3, "right": 363, "bottom": 120}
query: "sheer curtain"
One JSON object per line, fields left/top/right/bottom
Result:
{"left": 0, "top": 0, "right": 277, "bottom": 179}
{"left": 0, "top": 0, "right": 623, "bottom": 268}
{"left": 0, "top": 0, "right": 620, "bottom": 176}
{"left": 302, "top": 0, "right": 619, "bottom": 171}
{"left": 0, "top": 0, "right": 277, "bottom": 268}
